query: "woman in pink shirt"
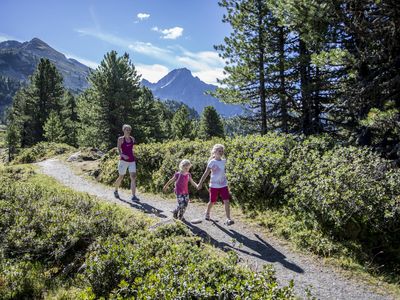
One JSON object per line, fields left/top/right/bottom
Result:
{"left": 114, "top": 124, "right": 139, "bottom": 202}
{"left": 163, "top": 159, "right": 198, "bottom": 220}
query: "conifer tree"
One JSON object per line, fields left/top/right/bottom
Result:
{"left": 199, "top": 106, "right": 225, "bottom": 139}
{"left": 6, "top": 59, "right": 66, "bottom": 147}
{"left": 61, "top": 91, "right": 78, "bottom": 146}
{"left": 171, "top": 105, "right": 193, "bottom": 139}
{"left": 215, "top": 0, "right": 271, "bottom": 134}
{"left": 77, "top": 51, "right": 142, "bottom": 149}
{"left": 44, "top": 111, "right": 66, "bottom": 143}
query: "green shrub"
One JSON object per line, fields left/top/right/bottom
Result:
{"left": 0, "top": 260, "right": 47, "bottom": 300}
{"left": 226, "top": 133, "right": 296, "bottom": 209}
{"left": 12, "top": 142, "right": 76, "bottom": 164}
{"left": 283, "top": 145, "right": 400, "bottom": 265}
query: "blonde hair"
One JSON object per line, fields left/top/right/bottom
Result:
{"left": 179, "top": 159, "right": 192, "bottom": 171}
{"left": 122, "top": 124, "right": 132, "bottom": 131}
{"left": 208, "top": 144, "right": 225, "bottom": 162}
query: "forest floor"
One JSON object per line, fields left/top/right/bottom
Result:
{"left": 36, "top": 157, "right": 397, "bottom": 300}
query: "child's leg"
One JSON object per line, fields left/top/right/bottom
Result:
{"left": 205, "top": 201, "right": 213, "bottom": 217}
{"left": 223, "top": 200, "right": 231, "bottom": 220}
{"left": 221, "top": 187, "right": 232, "bottom": 221}
{"left": 178, "top": 195, "right": 189, "bottom": 219}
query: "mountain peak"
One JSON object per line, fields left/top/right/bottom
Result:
{"left": 141, "top": 67, "right": 242, "bottom": 116}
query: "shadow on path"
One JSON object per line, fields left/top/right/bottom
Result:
{"left": 118, "top": 197, "right": 167, "bottom": 218}
{"left": 211, "top": 222, "right": 304, "bottom": 273}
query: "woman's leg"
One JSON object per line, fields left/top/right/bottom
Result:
{"left": 114, "top": 175, "right": 124, "bottom": 190}
{"left": 129, "top": 172, "right": 136, "bottom": 196}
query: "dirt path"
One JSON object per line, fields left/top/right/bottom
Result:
{"left": 36, "top": 158, "right": 395, "bottom": 300}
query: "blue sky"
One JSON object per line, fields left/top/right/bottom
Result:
{"left": 0, "top": 0, "right": 231, "bottom": 84}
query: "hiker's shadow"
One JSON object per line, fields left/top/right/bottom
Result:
{"left": 118, "top": 197, "right": 167, "bottom": 218}
{"left": 183, "top": 221, "right": 232, "bottom": 251}
{"left": 213, "top": 222, "right": 303, "bottom": 273}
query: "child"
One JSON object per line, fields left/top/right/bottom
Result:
{"left": 198, "top": 144, "right": 234, "bottom": 225}
{"left": 113, "top": 124, "right": 140, "bottom": 202}
{"left": 163, "top": 159, "right": 198, "bottom": 220}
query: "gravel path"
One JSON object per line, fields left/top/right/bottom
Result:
{"left": 36, "top": 158, "right": 395, "bottom": 300}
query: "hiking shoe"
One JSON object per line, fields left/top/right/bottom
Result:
{"left": 225, "top": 219, "right": 234, "bottom": 226}
{"left": 205, "top": 214, "right": 211, "bottom": 221}
{"left": 131, "top": 195, "right": 140, "bottom": 202}
{"left": 114, "top": 190, "right": 120, "bottom": 199}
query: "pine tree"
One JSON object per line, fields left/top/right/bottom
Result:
{"left": 44, "top": 111, "right": 66, "bottom": 143}
{"left": 199, "top": 106, "right": 225, "bottom": 139}
{"left": 6, "top": 58, "right": 66, "bottom": 147}
{"left": 28, "top": 58, "right": 65, "bottom": 142}
{"left": 61, "top": 91, "right": 78, "bottom": 146}
{"left": 171, "top": 105, "right": 193, "bottom": 139}
{"left": 215, "top": 0, "right": 271, "bottom": 134}
{"left": 77, "top": 51, "right": 142, "bottom": 149}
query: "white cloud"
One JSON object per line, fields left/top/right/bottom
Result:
{"left": 65, "top": 53, "right": 99, "bottom": 69}
{"left": 0, "top": 34, "right": 21, "bottom": 42}
{"left": 76, "top": 28, "right": 173, "bottom": 61}
{"left": 74, "top": 28, "right": 226, "bottom": 84}
{"left": 136, "top": 64, "right": 169, "bottom": 83}
{"left": 152, "top": 26, "right": 183, "bottom": 40}
{"left": 137, "top": 13, "right": 150, "bottom": 20}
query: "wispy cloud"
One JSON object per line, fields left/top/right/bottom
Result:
{"left": 76, "top": 28, "right": 173, "bottom": 62}
{"left": 152, "top": 26, "right": 183, "bottom": 40}
{"left": 65, "top": 53, "right": 99, "bottom": 69}
{"left": 136, "top": 63, "right": 169, "bottom": 83}
{"left": 137, "top": 13, "right": 150, "bottom": 20}
{"left": 0, "top": 33, "right": 21, "bottom": 42}
{"left": 75, "top": 28, "right": 225, "bottom": 84}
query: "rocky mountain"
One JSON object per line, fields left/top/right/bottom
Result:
{"left": 141, "top": 68, "right": 242, "bottom": 117}
{"left": 0, "top": 38, "right": 91, "bottom": 93}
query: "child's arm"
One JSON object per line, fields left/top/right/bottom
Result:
{"left": 163, "top": 175, "right": 176, "bottom": 193}
{"left": 197, "top": 168, "right": 211, "bottom": 190}
{"left": 189, "top": 176, "right": 198, "bottom": 190}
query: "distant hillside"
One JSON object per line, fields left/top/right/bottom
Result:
{"left": 142, "top": 68, "right": 242, "bottom": 117}
{"left": 0, "top": 38, "right": 91, "bottom": 93}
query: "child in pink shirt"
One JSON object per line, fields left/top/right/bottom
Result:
{"left": 163, "top": 159, "right": 198, "bottom": 220}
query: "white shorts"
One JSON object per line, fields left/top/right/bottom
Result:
{"left": 118, "top": 160, "right": 136, "bottom": 175}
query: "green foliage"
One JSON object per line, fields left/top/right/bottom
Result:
{"left": 226, "top": 133, "right": 297, "bottom": 209}
{"left": 44, "top": 111, "right": 67, "bottom": 143}
{"left": 0, "top": 165, "right": 294, "bottom": 299}
{"left": 283, "top": 144, "right": 400, "bottom": 268}
{"left": 198, "top": 106, "right": 225, "bottom": 139}
{"left": 77, "top": 51, "right": 164, "bottom": 150}
{"left": 171, "top": 105, "right": 193, "bottom": 139}
{"left": 12, "top": 141, "right": 75, "bottom": 164}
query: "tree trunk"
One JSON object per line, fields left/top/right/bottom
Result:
{"left": 257, "top": 0, "right": 267, "bottom": 135}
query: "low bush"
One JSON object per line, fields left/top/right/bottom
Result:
{"left": 12, "top": 142, "right": 76, "bottom": 164}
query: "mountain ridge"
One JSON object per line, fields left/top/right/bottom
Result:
{"left": 141, "top": 67, "right": 241, "bottom": 116}
{"left": 0, "top": 37, "right": 91, "bottom": 92}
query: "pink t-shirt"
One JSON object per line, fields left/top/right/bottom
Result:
{"left": 207, "top": 159, "right": 228, "bottom": 188}
{"left": 174, "top": 172, "right": 191, "bottom": 195}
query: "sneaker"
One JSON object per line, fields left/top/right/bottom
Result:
{"left": 173, "top": 210, "right": 178, "bottom": 219}
{"left": 225, "top": 219, "right": 234, "bottom": 226}
{"left": 114, "top": 190, "right": 120, "bottom": 199}
{"left": 205, "top": 214, "right": 211, "bottom": 221}
{"left": 131, "top": 195, "right": 140, "bottom": 202}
